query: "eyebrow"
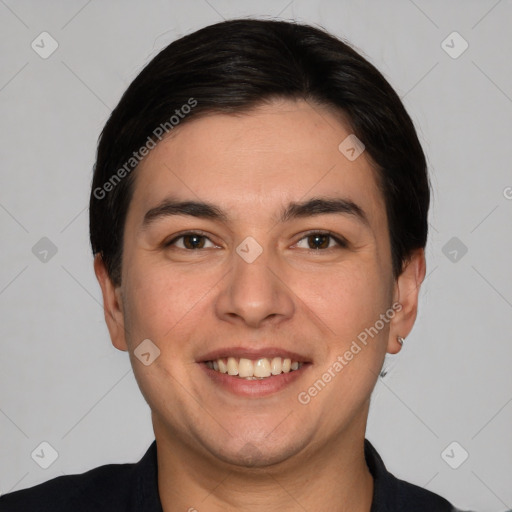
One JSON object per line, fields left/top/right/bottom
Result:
{"left": 142, "top": 196, "right": 369, "bottom": 228}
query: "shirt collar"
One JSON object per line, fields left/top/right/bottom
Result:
{"left": 365, "top": 438, "right": 399, "bottom": 511}
{"left": 131, "top": 438, "right": 419, "bottom": 512}
{"left": 130, "top": 440, "right": 163, "bottom": 512}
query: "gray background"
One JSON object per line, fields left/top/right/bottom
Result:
{"left": 0, "top": 1, "right": 511, "bottom": 510}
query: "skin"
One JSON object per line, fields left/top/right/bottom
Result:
{"left": 95, "top": 99, "right": 426, "bottom": 512}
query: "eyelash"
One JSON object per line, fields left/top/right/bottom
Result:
{"left": 164, "top": 230, "right": 348, "bottom": 251}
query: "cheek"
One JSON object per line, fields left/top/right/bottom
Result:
{"left": 297, "top": 266, "right": 389, "bottom": 414}
{"left": 298, "top": 260, "right": 390, "bottom": 394}
{"left": 121, "top": 262, "right": 207, "bottom": 413}
{"left": 297, "top": 259, "right": 390, "bottom": 341}
{"left": 121, "top": 255, "right": 219, "bottom": 347}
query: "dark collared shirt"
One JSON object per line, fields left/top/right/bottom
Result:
{"left": 0, "top": 438, "right": 465, "bottom": 511}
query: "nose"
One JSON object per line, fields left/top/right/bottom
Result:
{"left": 215, "top": 241, "right": 295, "bottom": 328}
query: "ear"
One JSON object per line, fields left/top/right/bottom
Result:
{"left": 387, "top": 248, "right": 426, "bottom": 354}
{"left": 94, "top": 254, "right": 128, "bottom": 352}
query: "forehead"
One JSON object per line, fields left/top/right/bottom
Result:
{"left": 127, "top": 99, "right": 386, "bottom": 229}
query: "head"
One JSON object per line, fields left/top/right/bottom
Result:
{"left": 91, "top": 19, "right": 428, "bottom": 468}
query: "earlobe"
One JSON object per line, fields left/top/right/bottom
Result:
{"left": 386, "top": 249, "right": 426, "bottom": 354}
{"left": 93, "top": 255, "right": 128, "bottom": 352}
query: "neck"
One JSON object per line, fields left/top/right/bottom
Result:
{"left": 154, "top": 410, "right": 374, "bottom": 512}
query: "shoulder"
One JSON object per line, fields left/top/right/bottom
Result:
{"left": 0, "top": 451, "right": 149, "bottom": 512}
{"left": 364, "top": 438, "right": 465, "bottom": 511}
{"left": 0, "top": 441, "right": 161, "bottom": 512}
{"left": 391, "top": 474, "right": 460, "bottom": 511}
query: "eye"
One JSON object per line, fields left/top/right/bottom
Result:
{"left": 294, "top": 231, "right": 347, "bottom": 250}
{"left": 164, "top": 230, "right": 347, "bottom": 251}
{"left": 165, "top": 232, "right": 218, "bottom": 250}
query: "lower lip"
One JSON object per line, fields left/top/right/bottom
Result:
{"left": 199, "top": 363, "right": 311, "bottom": 397}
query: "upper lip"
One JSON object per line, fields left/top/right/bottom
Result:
{"left": 198, "top": 346, "right": 311, "bottom": 363}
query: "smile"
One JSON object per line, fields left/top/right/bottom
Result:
{"left": 205, "top": 356, "right": 303, "bottom": 379}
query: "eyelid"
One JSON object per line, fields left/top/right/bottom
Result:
{"left": 294, "top": 229, "right": 349, "bottom": 249}
{"left": 163, "top": 230, "right": 348, "bottom": 250}
{"left": 164, "top": 230, "right": 219, "bottom": 248}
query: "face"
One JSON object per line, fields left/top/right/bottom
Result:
{"left": 96, "top": 99, "right": 424, "bottom": 469}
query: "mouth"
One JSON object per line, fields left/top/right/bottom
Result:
{"left": 198, "top": 349, "right": 311, "bottom": 397}
{"left": 204, "top": 356, "right": 304, "bottom": 380}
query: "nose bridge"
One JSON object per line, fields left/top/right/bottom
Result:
{"left": 215, "top": 236, "right": 294, "bottom": 327}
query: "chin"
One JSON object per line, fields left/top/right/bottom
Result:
{"left": 199, "top": 425, "right": 310, "bottom": 470}
{"left": 212, "top": 442, "right": 299, "bottom": 469}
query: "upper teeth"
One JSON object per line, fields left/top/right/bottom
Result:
{"left": 206, "top": 357, "right": 302, "bottom": 378}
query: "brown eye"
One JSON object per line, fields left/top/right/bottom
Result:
{"left": 295, "top": 231, "right": 347, "bottom": 250}
{"left": 307, "top": 234, "right": 330, "bottom": 249}
{"left": 165, "top": 232, "right": 216, "bottom": 250}
{"left": 182, "top": 234, "right": 206, "bottom": 249}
